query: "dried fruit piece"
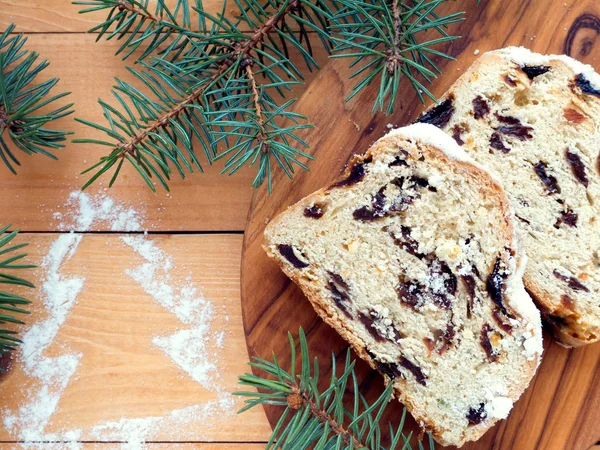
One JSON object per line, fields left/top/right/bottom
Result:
{"left": 331, "top": 156, "right": 372, "bottom": 189}
{"left": 521, "top": 65, "right": 550, "bottom": 80}
{"left": 304, "top": 204, "right": 325, "bottom": 219}
{"left": 473, "top": 96, "right": 490, "bottom": 119}
{"left": 492, "top": 310, "right": 513, "bottom": 332}
{"left": 490, "top": 132, "right": 510, "bottom": 153}
{"left": 461, "top": 274, "right": 477, "bottom": 318}
{"left": 416, "top": 97, "right": 455, "bottom": 128}
{"left": 353, "top": 187, "right": 387, "bottom": 221}
{"left": 435, "top": 322, "right": 456, "bottom": 354}
{"left": 389, "top": 150, "right": 410, "bottom": 167}
{"left": 553, "top": 270, "right": 590, "bottom": 292}
{"left": 533, "top": 161, "right": 561, "bottom": 194}
{"left": 566, "top": 149, "right": 589, "bottom": 187}
{"left": 278, "top": 244, "right": 309, "bottom": 268}
{"left": 466, "top": 403, "right": 487, "bottom": 425}
{"left": 358, "top": 311, "right": 385, "bottom": 342}
{"left": 480, "top": 323, "right": 499, "bottom": 362}
{"left": 397, "top": 279, "right": 423, "bottom": 308}
{"left": 452, "top": 125, "right": 465, "bottom": 145}
{"left": 564, "top": 107, "right": 587, "bottom": 124}
{"left": 397, "top": 258, "right": 456, "bottom": 310}
{"left": 504, "top": 75, "right": 517, "bottom": 87}
{"left": 486, "top": 257, "right": 512, "bottom": 317}
{"left": 368, "top": 351, "right": 402, "bottom": 379}
{"left": 327, "top": 273, "right": 352, "bottom": 317}
{"left": 561, "top": 294, "right": 576, "bottom": 311}
{"left": 554, "top": 208, "right": 578, "bottom": 228}
{"left": 495, "top": 113, "right": 534, "bottom": 140}
{"left": 399, "top": 356, "right": 427, "bottom": 386}
{"left": 575, "top": 74, "right": 600, "bottom": 98}
{"left": 390, "top": 226, "right": 425, "bottom": 259}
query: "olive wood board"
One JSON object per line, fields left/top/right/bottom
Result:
{"left": 241, "top": 1, "right": 600, "bottom": 448}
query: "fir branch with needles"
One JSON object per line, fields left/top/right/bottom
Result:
{"left": 236, "top": 328, "right": 436, "bottom": 449}
{"left": 329, "top": 0, "right": 465, "bottom": 114}
{"left": 73, "top": 0, "right": 335, "bottom": 192}
{"left": 0, "top": 24, "right": 74, "bottom": 173}
{"left": 0, "top": 225, "right": 34, "bottom": 369}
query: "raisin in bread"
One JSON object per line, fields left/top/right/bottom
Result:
{"left": 416, "top": 47, "right": 600, "bottom": 347}
{"left": 263, "top": 124, "right": 543, "bottom": 447}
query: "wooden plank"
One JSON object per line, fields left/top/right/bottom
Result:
{"left": 0, "top": 233, "right": 272, "bottom": 443}
{"left": 241, "top": 0, "right": 600, "bottom": 449}
{"left": 0, "top": 444, "right": 266, "bottom": 449}
{"left": 0, "top": 0, "right": 303, "bottom": 32}
{"left": 0, "top": 34, "right": 329, "bottom": 232}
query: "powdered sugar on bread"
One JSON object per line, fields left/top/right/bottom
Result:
{"left": 492, "top": 46, "right": 600, "bottom": 91}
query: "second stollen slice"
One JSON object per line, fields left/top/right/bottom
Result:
{"left": 263, "top": 123, "right": 543, "bottom": 447}
{"left": 416, "top": 47, "right": 600, "bottom": 346}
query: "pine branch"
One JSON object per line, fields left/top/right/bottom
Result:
{"left": 235, "top": 328, "right": 435, "bottom": 449}
{"left": 75, "top": 0, "right": 333, "bottom": 192}
{"left": 329, "top": 0, "right": 465, "bottom": 114}
{"left": 0, "top": 24, "right": 74, "bottom": 174}
{"left": 0, "top": 225, "right": 34, "bottom": 368}
{"left": 73, "top": 0, "right": 198, "bottom": 62}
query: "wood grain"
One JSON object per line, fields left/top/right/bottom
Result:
{"left": 0, "top": 233, "right": 271, "bottom": 442}
{"left": 0, "top": 34, "right": 328, "bottom": 232}
{"left": 0, "top": 0, "right": 295, "bottom": 32}
{"left": 0, "top": 444, "right": 265, "bottom": 449}
{"left": 241, "top": 1, "right": 600, "bottom": 449}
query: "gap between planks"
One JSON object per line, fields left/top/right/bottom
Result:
{"left": 1, "top": 0, "right": 329, "bottom": 33}
{"left": 0, "top": 443, "right": 268, "bottom": 448}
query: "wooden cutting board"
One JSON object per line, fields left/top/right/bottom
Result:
{"left": 241, "top": 1, "right": 600, "bottom": 448}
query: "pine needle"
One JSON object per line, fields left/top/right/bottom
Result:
{"left": 329, "top": 0, "right": 465, "bottom": 114}
{"left": 0, "top": 24, "right": 74, "bottom": 173}
{"left": 0, "top": 225, "right": 34, "bottom": 368}
{"left": 235, "top": 328, "right": 436, "bottom": 449}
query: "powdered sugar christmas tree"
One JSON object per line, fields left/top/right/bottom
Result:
{"left": 2, "top": 192, "right": 235, "bottom": 449}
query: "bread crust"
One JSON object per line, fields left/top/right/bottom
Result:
{"left": 264, "top": 132, "right": 541, "bottom": 447}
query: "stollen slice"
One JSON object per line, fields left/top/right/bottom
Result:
{"left": 416, "top": 47, "right": 600, "bottom": 347}
{"left": 263, "top": 123, "right": 543, "bottom": 447}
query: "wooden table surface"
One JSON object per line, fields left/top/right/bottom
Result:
{"left": 1, "top": 1, "right": 599, "bottom": 449}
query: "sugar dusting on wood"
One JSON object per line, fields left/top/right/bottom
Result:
{"left": 3, "top": 192, "right": 234, "bottom": 449}
{"left": 3, "top": 234, "right": 84, "bottom": 445}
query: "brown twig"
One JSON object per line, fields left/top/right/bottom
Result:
{"left": 287, "top": 387, "right": 366, "bottom": 449}
{"left": 115, "top": 0, "right": 159, "bottom": 23}
{"left": 0, "top": 106, "right": 8, "bottom": 131}
{"left": 386, "top": 0, "right": 403, "bottom": 74}
{"left": 245, "top": 64, "right": 270, "bottom": 153}
{"left": 115, "top": 63, "right": 229, "bottom": 156}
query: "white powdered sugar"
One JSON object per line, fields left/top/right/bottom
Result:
{"left": 3, "top": 234, "right": 85, "bottom": 446}
{"left": 381, "top": 123, "right": 475, "bottom": 164}
{"left": 486, "top": 396, "right": 513, "bottom": 420}
{"left": 379, "top": 124, "right": 506, "bottom": 189}
{"left": 4, "top": 191, "right": 234, "bottom": 449}
{"left": 121, "top": 235, "right": 224, "bottom": 390}
{"left": 492, "top": 46, "right": 600, "bottom": 91}
{"left": 89, "top": 393, "right": 234, "bottom": 450}
{"left": 55, "top": 191, "right": 144, "bottom": 232}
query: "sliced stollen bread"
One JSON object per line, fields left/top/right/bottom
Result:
{"left": 416, "top": 47, "right": 600, "bottom": 347}
{"left": 263, "top": 124, "right": 543, "bottom": 447}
